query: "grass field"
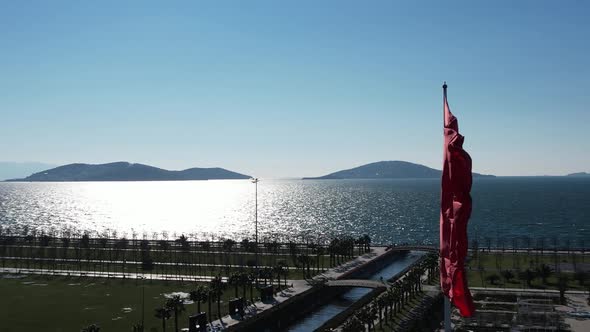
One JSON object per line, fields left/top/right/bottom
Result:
{"left": 4, "top": 250, "right": 586, "bottom": 331}
{"left": 0, "top": 274, "right": 255, "bottom": 332}
{"left": 1, "top": 246, "right": 333, "bottom": 280}
{"left": 466, "top": 251, "right": 590, "bottom": 291}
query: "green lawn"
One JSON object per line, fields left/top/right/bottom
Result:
{"left": 0, "top": 247, "right": 333, "bottom": 280}
{"left": 2, "top": 245, "right": 335, "bottom": 270}
{"left": 467, "top": 251, "right": 587, "bottom": 270}
{"left": 0, "top": 275, "right": 262, "bottom": 332}
{"left": 466, "top": 251, "right": 590, "bottom": 291}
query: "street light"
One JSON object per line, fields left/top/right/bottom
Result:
{"left": 251, "top": 178, "right": 259, "bottom": 267}
{"left": 138, "top": 276, "right": 145, "bottom": 330}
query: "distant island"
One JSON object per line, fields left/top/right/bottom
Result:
{"left": 566, "top": 172, "right": 590, "bottom": 177}
{"left": 303, "top": 161, "right": 495, "bottom": 180}
{"left": 6, "top": 162, "right": 250, "bottom": 182}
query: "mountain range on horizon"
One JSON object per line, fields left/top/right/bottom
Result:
{"left": 5, "top": 162, "right": 250, "bottom": 182}
{"left": 1, "top": 161, "right": 588, "bottom": 181}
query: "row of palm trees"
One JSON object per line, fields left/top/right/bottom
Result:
{"left": 471, "top": 235, "right": 587, "bottom": 254}
{"left": 327, "top": 235, "right": 371, "bottom": 266}
{"left": 151, "top": 265, "right": 291, "bottom": 332}
{"left": 154, "top": 294, "right": 186, "bottom": 332}
{"left": 341, "top": 253, "right": 438, "bottom": 332}
{"left": 0, "top": 231, "right": 373, "bottom": 280}
{"left": 153, "top": 278, "right": 223, "bottom": 332}
{"left": 0, "top": 227, "right": 373, "bottom": 257}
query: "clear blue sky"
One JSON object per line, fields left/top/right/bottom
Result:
{"left": 1, "top": 1, "right": 588, "bottom": 178}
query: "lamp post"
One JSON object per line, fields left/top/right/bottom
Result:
{"left": 251, "top": 178, "right": 259, "bottom": 268}
{"left": 138, "top": 275, "right": 145, "bottom": 331}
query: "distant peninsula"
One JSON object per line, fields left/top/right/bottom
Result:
{"left": 566, "top": 172, "right": 590, "bottom": 177}
{"left": 303, "top": 161, "right": 495, "bottom": 180}
{"left": 6, "top": 162, "right": 250, "bottom": 182}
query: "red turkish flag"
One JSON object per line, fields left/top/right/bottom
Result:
{"left": 440, "top": 85, "right": 475, "bottom": 317}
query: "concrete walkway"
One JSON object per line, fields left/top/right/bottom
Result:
{"left": 326, "top": 279, "right": 386, "bottom": 289}
{"left": 558, "top": 293, "right": 590, "bottom": 332}
{"left": 0, "top": 256, "right": 304, "bottom": 270}
{"left": 471, "top": 286, "right": 589, "bottom": 295}
{"left": 0, "top": 267, "right": 303, "bottom": 283}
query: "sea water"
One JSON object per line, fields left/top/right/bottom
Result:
{"left": 0, "top": 177, "right": 588, "bottom": 245}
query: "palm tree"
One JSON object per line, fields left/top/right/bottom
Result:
{"left": 81, "top": 324, "right": 100, "bottom": 332}
{"left": 222, "top": 239, "right": 236, "bottom": 273}
{"left": 222, "top": 239, "right": 236, "bottom": 252}
{"left": 228, "top": 272, "right": 241, "bottom": 298}
{"left": 501, "top": 270, "right": 515, "bottom": 285}
{"left": 273, "top": 263, "right": 286, "bottom": 288}
{"left": 405, "top": 276, "right": 413, "bottom": 302}
{"left": 247, "top": 272, "right": 256, "bottom": 303}
{"left": 574, "top": 270, "right": 589, "bottom": 286}
{"left": 239, "top": 272, "right": 250, "bottom": 300}
{"left": 241, "top": 238, "right": 254, "bottom": 253}
{"left": 206, "top": 286, "right": 215, "bottom": 323}
{"left": 356, "top": 307, "right": 371, "bottom": 332}
{"left": 368, "top": 304, "right": 378, "bottom": 331}
{"left": 297, "top": 254, "right": 311, "bottom": 278}
{"left": 428, "top": 253, "right": 439, "bottom": 282}
{"left": 537, "top": 264, "right": 552, "bottom": 284}
{"left": 376, "top": 295, "right": 387, "bottom": 329}
{"left": 263, "top": 266, "right": 274, "bottom": 286}
{"left": 165, "top": 295, "right": 186, "bottom": 332}
{"left": 342, "top": 316, "right": 364, "bottom": 332}
{"left": 558, "top": 273, "right": 569, "bottom": 304}
{"left": 390, "top": 285, "right": 400, "bottom": 314}
{"left": 210, "top": 275, "right": 225, "bottom": 321}
{"left": 176, "top": 234, "right": 190, "bottom": 252}
{"left": 189, "top": 285, "right": 208, "bottom": 313}
{"left": 414, "top": 266, "right": 424, "bottom": 292}
{"left": 396, "top": 284, "right": 404, "bottom": 313}
{"left": 116, "top": 237, "right": 128, "bottom": 277}
{"left": 355, "top": 237, "right": 363, "bottom": 256}
{"left": 386, "top": 288, "right": 396, "bottom": 319}
{"left": 518, "top": 269, "right": 536, "bottom": 288}
{"left": 79, "top": 233, "right": 90, "bottom": 272}
{"left": 486, "top": 273, "right": 501, "bottom": 286}
{"left": 154, "top": 307, "right": 171, "bottom": 332}
{"left": 158, "top": 240, "right": 169, "bottom": 277}
{"left": 314, "top": 246, "right": 325, "bottom": 272}
{"left": 362, "top": 234, "right": 371, "bottom": 252}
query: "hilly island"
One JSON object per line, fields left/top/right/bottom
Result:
{"left": 6, "top": 162, "right": 250, "bottom": 182}
{"left": 303, "top": 160, "right": 495, "bottom": 179}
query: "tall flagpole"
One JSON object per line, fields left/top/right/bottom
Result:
{"left": 251, "top": 178, "right": 259, "bottom": 268}
{"left": 445, "top": 297, "right": 452, "bottom": 331}
{"left": 442, "top": 81, "right": 452, "bottom": 331}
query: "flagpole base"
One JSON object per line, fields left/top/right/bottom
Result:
{"left": 444, "top": 297, "right": 452, "bottom": 331}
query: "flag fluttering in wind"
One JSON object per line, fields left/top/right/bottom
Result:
{"left": 440, "top": 83, "right": 476, "bottom": 317}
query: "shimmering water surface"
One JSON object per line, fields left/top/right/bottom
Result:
{"left": 0, "top": 178, "right": 588, "bottom": 244}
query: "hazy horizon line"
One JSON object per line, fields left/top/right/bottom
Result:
{"left": 1, "top": 160, "right": 587, "bottom": 179}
